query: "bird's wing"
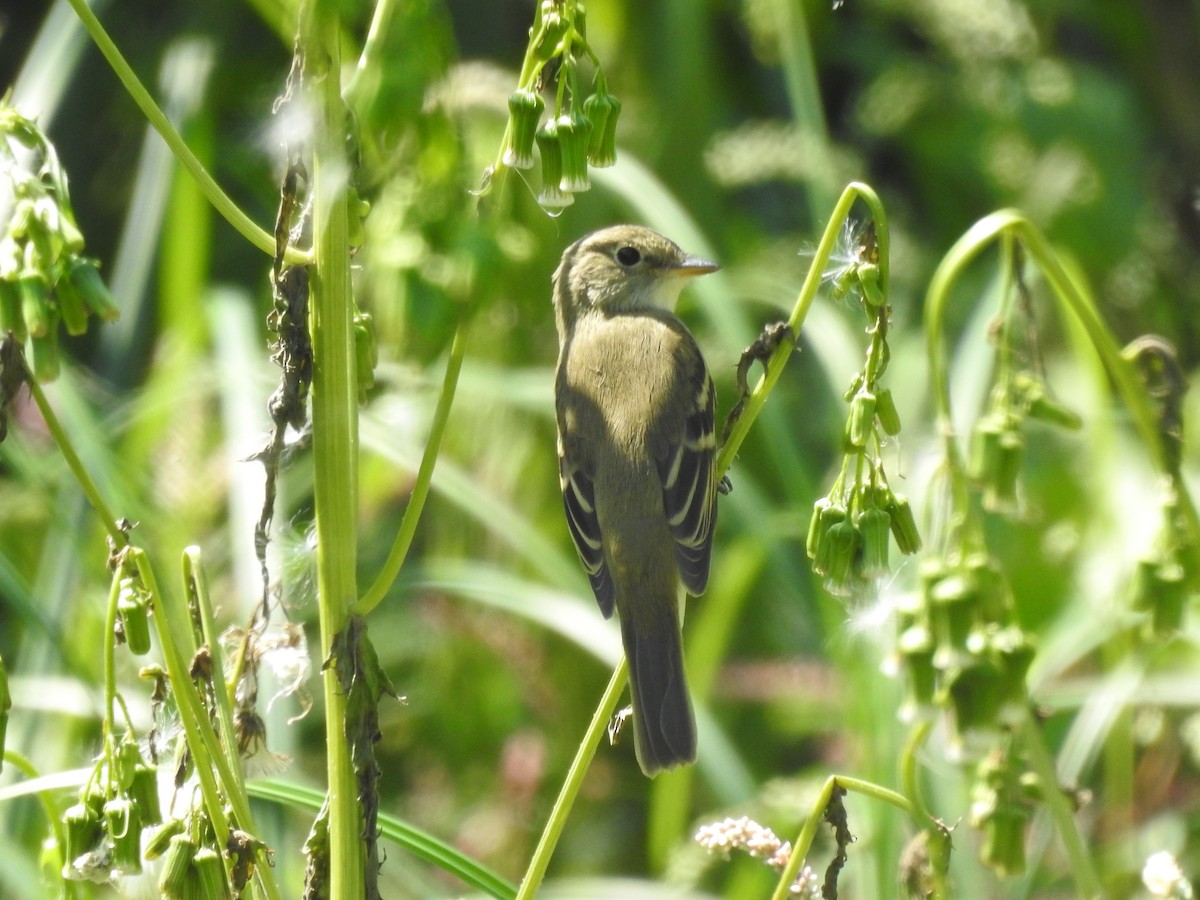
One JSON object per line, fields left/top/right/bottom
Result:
{"left": 658, "top": 362, "right": 718, "bottom": 597}
{"left": 558, "top": 432, "right": 616, "bottom": 618}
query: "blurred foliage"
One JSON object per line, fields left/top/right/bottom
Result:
{"left": 1, "top": 0, "right": 1199, "bottom": 897}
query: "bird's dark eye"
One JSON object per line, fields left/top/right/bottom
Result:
{"left": 616, "top": 246, "right": 641, "bottom": 266}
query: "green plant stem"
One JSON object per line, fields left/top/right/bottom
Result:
{"left": 183, "top": 547, "right": 242, "bottom": 779}
{"left": 63, "top": 0, "right": 307, "bottom": 265}
{"left": 23, "top": 375, "right": 125, "bottom": 546}
{"left": 769, "top": 774, "right": 914, "bottom": 900}
{"left": 1017, "top": 713, "right": 1103, "bottom": 898}
{"left": 136, "top": 550, "right": 235, "bottom": 895}
{"left": 718, "top": 181, "right": 887, "bottom": 477}
{"left": 102, "top": 570, "right": 120, "bottom": 730}
{"left": 356, "top": 316, "right": 469, "bottom": 615}
{"left": 900, "top": 721, "right": 950, "bottom": 899}
{"left": 302, "top": 0, "right": 364, "bottom": 893}
{"left": 344, "top": 0, "right": 400, "bottom": 105}
{"left": 515, "top": 660, "right": 628, "bottom": 900}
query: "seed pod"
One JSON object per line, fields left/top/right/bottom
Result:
{"left": 54, "top": 270, "right": 91, "bottom": 336}
{"left": 857, "top": 263, "right": 884, "bottom": 307}
{"left": 556, "top": 113, "right": 593, "bottom": 193}
{"left": 158, "top": 833, "right": 197, "bottom": 898}
{"left": 875, "top": 387, "right": 901, "bottom": 435}
{"left": 583, "top": 92, "right": 620, "bottom": 167}
{"left": 811, "top": 501, "right": 846, "bottom": 573}
{"left": 28, "top": 310, "right": 61, "bottom": 382}
{"left": 503, "top": 89, "right": 545, "bottom": 170}
{"left": 0, "top": 277, "right": 26, "bottom": 341}
{"left": 847, "top": 388, "right": 876, "bottom": 448}
{"left": 979, "top": 806, "right": 1029, "bottom": 876}
{"left": 968, "top": 416, "right": 1004, "bottom": 483}
{"left": 857, "top": 507, "right": 891, "bottom": 577}
{"left": 928, "top": 573, "right": 978, "bottom": 670}
{"left": 18, "top": 272, "right": 51, "bottom": 338}
{"left": 896, "top": 622, "right": 936, "bottom": 713}
{"left": 535, "top": 121, "right": 573, "bottom": 213}
{"left": 824, "top": 519, "right": 860, "bottom": 594}
{"left": 118, "top": 590, "right": 152, "bottom": 656}
{"left": 193, "top": 846, "right": 231, "bottom": 899}
{"left": 66, "top": 257, "right": 120, "bottom": 321}
{"left": 129, "top": 763, "right": 162, "bottom": 826}
{"left": 985, "top": 428, "right": 1023, "bottom": 511}
{"left": 887, "top": 493, "right": 921, "bottom": 555}
{"left": 805, "top": 497, "right": 832, "bottom": 560}
{"left": 104, "top": 797, "right": 142, "bottom": 874}
{"left": 144, "top": 818, "right": 185, "bottom": 860}
{"left": 62, "top": 801, "right": 103, "bottom": 873}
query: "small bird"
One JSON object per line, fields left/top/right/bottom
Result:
{"left": 552, "top": 225, "right": 720, "bottom": 776}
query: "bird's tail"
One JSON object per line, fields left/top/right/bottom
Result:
{"left": 621, "top": 608, "right": 696, "bottom": 776}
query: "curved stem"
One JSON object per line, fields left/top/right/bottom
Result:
{"left": 770, "top": 774, "right": 914, "bottom": 900}
{"left": 718, "top": 180, "right": 888, "bottom": 478}
{"left": 63, "top": 0, "right": 308, "bottom": 265}
{"left": 515, "top": 661, "right": 628, "bottom": 900}
{"left": 23, "top": 375, "right": 125, "bottom": 546}
{"left": 923, "top": 210, "right": 1200, "bottom": 567}
{"left": 355, "top": 316, "right": 469, "bottom": 615}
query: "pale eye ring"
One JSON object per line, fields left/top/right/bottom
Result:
{"left": 616, "top": 246, "right": 641, "bottom": 266}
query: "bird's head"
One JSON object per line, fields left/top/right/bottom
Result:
{"left": 553, "top": 225, "right": 718, "bottom": 333}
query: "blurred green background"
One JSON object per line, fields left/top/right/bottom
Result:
{"left": 2, "top": 0, "right": 1199, "bottom": 897}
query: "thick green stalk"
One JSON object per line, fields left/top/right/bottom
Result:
{"left": 303, "top": 1, "right": 364, "bottom": 894}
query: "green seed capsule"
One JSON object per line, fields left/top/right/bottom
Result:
{"left": 535, "top": 121, "right": 573, "bottom": 214}
{"left": 583, "top": 92, "right": 620, "bottom": 167}
{"left": 968, "top": 417, "right": 1003, "bottom": 483}
{"left": 104, "top": 797, "right": 143, "bottom": 874}
{"left": 0, "top": 278, "right": 26, "bottom": 341}
{"left": 66, "top": 257, "right": 120, "bottom": 321}
{"left": 193, "top": 847, "right": 231, "bottom": 899}
{"left": 887, "top": 493, "right": 921, "bottom": 555}
{"left": 824, "top": 519, "right": 860, "bottom": 594}
{"left": 18, "top": 272, "right": 50, "bottom": 338}
{"left": 144, "top": 818, "right": 185, "bottom": 860}
{"left": 556, "top": 113, "right": 592, "bottom": 193}
{"left": 117, "top": 590, "right": 152, "bottom": 656}
{"left": 875, "top": 387, "right": 901, "bottom": 435}
{"left": 812, "top": 502, "right": 847, "bottom": 573}
{"left": 129, "top": 763, "right": 162, "bottom": 826}
{"left": 504, "top": 90, "right": 545, "bottom": 170}
{"left": 805, "top": 497, "right": 832, "bottom": 559}
{"left": 28, "top": 311, "right": 61, "bottom": 383}
{"left": 62, "top": 801, "right": 103, "bottom": 871}
{"left": 158, "top": 833, "right": 197, "bottom": 898}
{"left": 985, "top": 428, "right": 1023, "bottom": 511}
{"left": 848, "top": 388, "right": 876, "bottom": 447}
{"left": 54, "top": 271, "right": 91, "bottom": 336}
{"left": 980, "top": 807, "right": 1029, "bottom": 877}
{"left": 857, "top": 507, "right": 891, "bottom": 577}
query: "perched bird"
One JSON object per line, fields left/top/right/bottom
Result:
{"left": 552, "top": 225, "right": 720, "bottom": 776}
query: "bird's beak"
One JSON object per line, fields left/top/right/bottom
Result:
{"left": 673, "top": 255, "right": 720, "bottom": 276}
